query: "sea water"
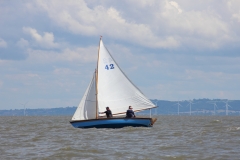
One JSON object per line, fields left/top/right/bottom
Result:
{"left": 0, "top": 116, "right": 240, "bottom": 160}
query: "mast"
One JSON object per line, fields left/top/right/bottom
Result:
{"left": 95, "top": 36, "right": 102, "bottom": 119}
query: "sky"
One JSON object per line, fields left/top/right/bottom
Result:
{"left": 0, "top": 0, "right": 240, "bottom": 110}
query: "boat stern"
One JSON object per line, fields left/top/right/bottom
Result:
{"left": 150, "top": 118, "right": 157, "bottom": 126}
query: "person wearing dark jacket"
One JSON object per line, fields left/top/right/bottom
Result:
{"left": 100, "top": 107, "right": 112, "bottom": 118}
{"left": 126, "top": 106, "right": 136, "bottom": 118}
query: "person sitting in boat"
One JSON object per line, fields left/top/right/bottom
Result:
{"left": 126, "top": 106, "right": 136, "bottom": 118}
{"left": 99, "top": 107, "right": 112, "bottom": 118}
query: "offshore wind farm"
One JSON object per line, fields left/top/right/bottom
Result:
{"left": 1, "top": 99, "right": 240, "bottom": 116}
{"left": 151, "top": 99, "right": 240, "bottom": 116}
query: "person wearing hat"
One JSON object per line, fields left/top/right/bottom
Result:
{"left": 126, "top": 106, "right": 136, "bottom": 118}
{"left": 99, "top": 107, "right": 112, "bottom": 118}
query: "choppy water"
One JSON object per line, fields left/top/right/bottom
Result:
{"left": 0, "top": 116, "right": 240, "bottom": 160}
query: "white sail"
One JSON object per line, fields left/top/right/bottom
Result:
{"left": 97, "top": 40, "right": 155, "bottom": 116}
{"left": 72, "top": 73, "right": 97, "bottom": 120}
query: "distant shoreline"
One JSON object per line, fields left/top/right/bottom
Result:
{"left": 1, "top": 99, "right": 240, "bottom": 116}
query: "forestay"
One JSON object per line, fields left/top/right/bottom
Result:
{"left": 98, "top": 40, "right": 155, "bottom": 116}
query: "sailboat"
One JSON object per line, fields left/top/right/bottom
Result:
{"left": 70, "top": 38, "right": 157, "bottom": 128}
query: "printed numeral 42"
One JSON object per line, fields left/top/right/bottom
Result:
{"left": 105, "top": 64, "right": 114, "bottom": 70}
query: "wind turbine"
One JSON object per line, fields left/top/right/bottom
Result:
{"left": 173, "top": 101, "right": 182, "bottom": 115}
{"left": 223, "top": 100, "right": 231, "bottom": 116}
{"left": 186, "top": 100, "right": 196, "bottom": 115}
{"left": 207, "top": 101, "right": 218, "bottom": 115}
{"left": 21, "top": 102, "right": 28, "bottom": 116}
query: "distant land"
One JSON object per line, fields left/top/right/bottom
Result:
{"left": 0, "top": 99, "right": 240, "bottom": 116}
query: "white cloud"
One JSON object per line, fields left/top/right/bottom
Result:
{"left": 32, "top": 0, "right": 240, "bottom": 50}
{"left": 232, "top": 12, "right": 240, "bottom": 22}
{"left": 17, "top": 38, "right": 29, "bottom": 48}
{"left": 158, "top": 1, "right": 232, "bottom": 48}
{"left": 126, "top": 0, "right": 156, "bottom": 8}
{"left": 168, "top": 1, "right": 183, "bottom": 14}
{"left": 227, "top": 0, "right": 240, "bottom": 22}
{"left": 34, "top": 0, "right": 179, "bottom": 48}
{"left": 0, "top": 38, "right": 7, "bottom": 48}
{"left": 23, "top": 27, "right": 58, "bottom": 48}
{"left": 27, "top": 46, "right": 97, "bottom": 63}
{"left": 107, "top": 7, "right": 125, "bottom": 24}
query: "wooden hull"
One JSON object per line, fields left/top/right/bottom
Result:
{"left": 70, "top": 117, "right": 157, "bottom": 128}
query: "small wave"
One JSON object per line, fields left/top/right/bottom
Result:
{"left": 227, "top": 127, "right": 240, "bottom": 131}
{"left": 211, "top": 119, "right": 221, "bottom": 123}
{"left": 165, "top": 154, "right": 189, "bottom": 159}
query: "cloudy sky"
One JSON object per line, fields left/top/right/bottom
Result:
{"left": 1, "top": 0, "right": 240, "bottom": 109}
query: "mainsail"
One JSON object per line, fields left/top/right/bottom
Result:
{"left": 97, "top": 40, "right": 155, "bottom": 116}
{"left": 72, "top": 39, "right": 155, "bottom": 120}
